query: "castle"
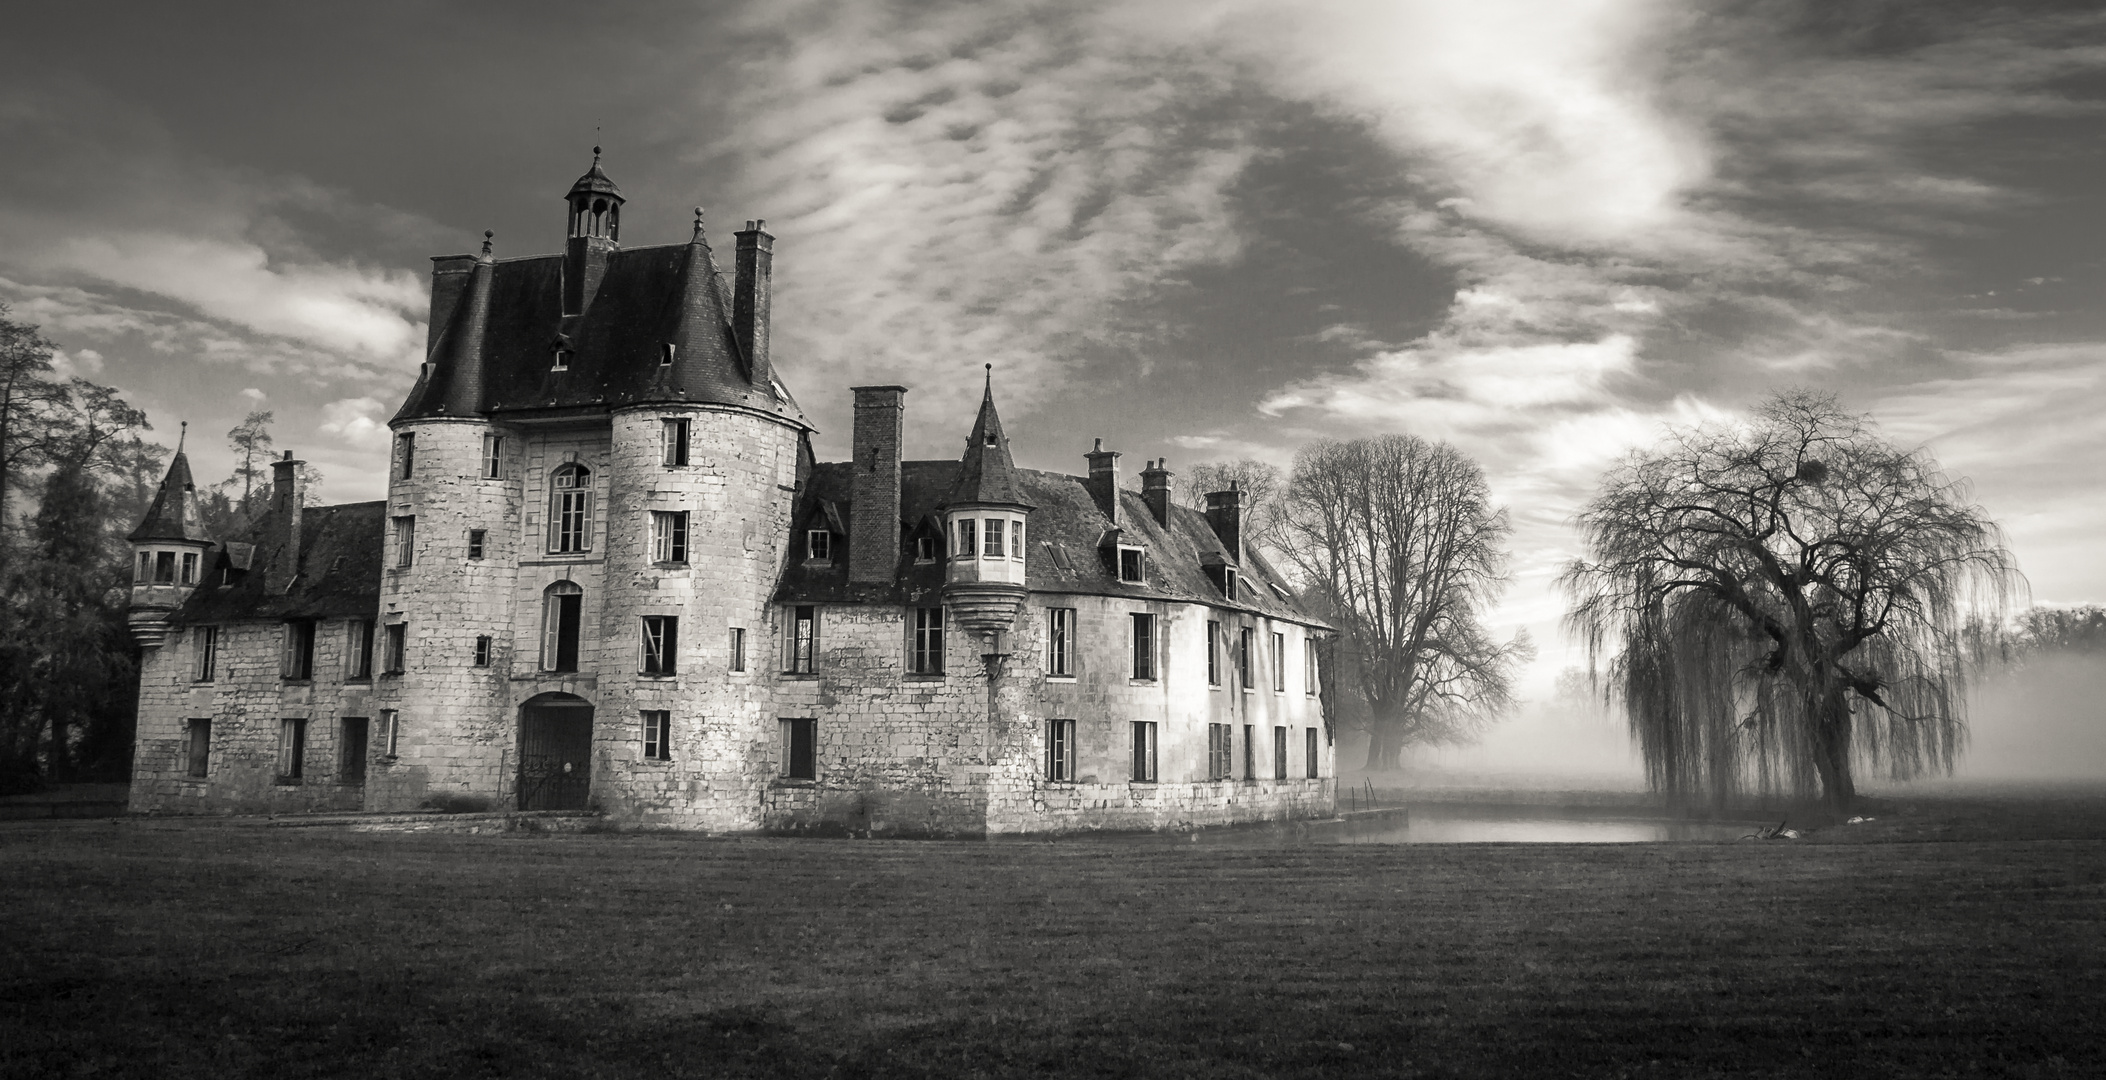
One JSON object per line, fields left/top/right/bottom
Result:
{"left": 123, "top": 153, "right": 1335, "bottom": 834}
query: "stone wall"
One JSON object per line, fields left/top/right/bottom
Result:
{"left": 129, "top": 618, "right": 379, "bottom": 815}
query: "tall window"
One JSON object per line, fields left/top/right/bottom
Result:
{"left": 1306, "top": 639, "right": 1319, "bottom": 695}
{"left": 641, "top": 616, "right": 679, "bottom": 675}
{"left": 282, "top": 620, "right": 316, "bottom": 680}
{"left": 652, "top": 511, "right": 689, "bottom": 564}
{"left": 346, "top": 620, "right": 374, "bottom": 680}
{"left": 1207, "top": 723, "right": 1232, "bottom": 780}
{"left": 983, "top": 519, "right": 1005, "bottom": 558}
{"left": 662, "top": 419, "right": 690, "bottom": 466}
{"left": 1010, "top": 518, "right": 1025, "bottom": 559}
{"left": 542, "top": 582, "right": 582, "bottom": 672}
{"left": 1131, "top": 722, "right": 1157, "bottom": 783}
{"left": 473, "top": 635, "right": 492, "bottom": 667}
{"left": 548, "top": 464, "right": 593, "bottom": 553}
{"left": 379, "top": 710, "right": 401, "bottom": 757}
{"left": 1273, "top": 726, "right": 1288, "bottom": 781}
{"left": 787, "top": 606, "right": 817, "bottom": 673}
{"left": 1130, "top": 613, "right": 1157, "bottom": 680}
{"left": 642, "top": 710, "right": 672, "bottom": 761}
{"left": 482, "top": 433, "right": 504, "bottom": 478}
{"left": 1206, "top": 620, "right": 1221, "bottom": 686}
{"left": 391, "top": 516, "right": 415, "bottom": 568}
{"left": 729, "top": 627, "right": 747, "bottom": 672}
{"left": 341, "top": 717, "right": 369, "bottom": 783}
{"left": 1243, "top": 724, "right": 1256, "bottom": 780}
{"left": 1238, "top": 627, "right": 1254, "bottom": 689}
{"left": 467, "top": 529, "right": 486, "bottom": 560}
{"left": 1045, "top": 719, "right": 1077, "bottom": 782}
{"left": 396, "top": 433, "right": 414, "bottom": 479}
{"left": 910, "top": 607, "right": 944, "bottom": 674}
{"left": 953, "top": 518, "right": 976, "bottom": 558}
{"left": 277, "top": 718, "right": 307, "bottom": 782}
{"left": 185, "top": 719, "right": 210, "bottom": 778}
{"left": 1305, "top": 727, "right": 1320, "bottom": 779}
{"left": 1047, "top": 608, "right": 1075, "bottom": 676}
{"left": 780, "top": 718, "right": 817, "bottom": 779}
{"left": 1272, "top": 632, "right": 1287, "bottom": 691}
{"left": 192, "top": 626, "right": 217, "bottom": 682}
{"left": 181, "top": 552, "right": 199, "bottom": 585}
{"left": 383, "top": 623, "right": 407, "bottom": 675}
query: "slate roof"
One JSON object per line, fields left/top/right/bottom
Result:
{"left": 177, "top": 501, "right": 385, "bottom": 624}
{"left": 777, "top": 461, "right": 1327, "bottom": 629}
{"left": 946, "top": 375, "right": 1029, "bottom": 508}
{"left": 394, "top": 236, "right": 804, "bottom": 424}
{"left": 568, "top": 156, "right": 623, "bottom": 200}
{"left": 126, "top": 450, "right": 212, "bottom": 543}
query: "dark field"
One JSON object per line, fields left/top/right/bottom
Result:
{"left": 4, "top": 795, "right": 2104, "bottom": 1079}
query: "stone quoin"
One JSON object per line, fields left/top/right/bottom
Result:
{"left": 123, "top": 151, "right": 1336, "bottom": 835}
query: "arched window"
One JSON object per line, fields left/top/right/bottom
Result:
{"left": 542, "top": 580, "right": 583, "bottom": 672}
{"left": 548, "top": 464, "right": 593, "bottom": 553}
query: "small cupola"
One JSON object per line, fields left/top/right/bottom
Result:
{"left": 563, "top": 147, "right": 624, "bottom": 316}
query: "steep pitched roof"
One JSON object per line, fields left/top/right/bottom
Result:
{"left": 777, "top": 462, "right": 1325, "bottom": 629}
{"left": 945, "top": 373, "right": 1029, "bottom": 508}
{"left": 126, "top": 449, "right": 212, "bottom": 543}
{"left": 394, "top": 235, "right": 805, "bottom": 425}
{"left": 177, "top": 501, "right": 384, "bottom": 623}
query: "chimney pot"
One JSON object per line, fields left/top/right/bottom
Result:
{"left": 1084, "top": 440, "right": 1122, "bottom": 527}
{"left": 1140, "top": 457, "right": 1174, "bottom": 528}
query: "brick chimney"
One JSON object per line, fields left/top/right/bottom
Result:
{"left": 1085, "top": 439, "right": 1121, "bottom": 528}
{"left": 849, "top": 385, "right": 906, "bottom": 584}
{"left": 734, "top": 221, "right": 774, "bottom": 390}
{"left": 1140, "top": 458, "right": 1173, "bottom": 527}
{"left": 1205, "top": 483, "right": 1244, "bottom": 565}
{"left": 266, "top": 451, "right": 305, "bottom": 594}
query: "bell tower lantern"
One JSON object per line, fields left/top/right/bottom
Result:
{"left": 563, "top": 146, "right": 625, "bottom": 315}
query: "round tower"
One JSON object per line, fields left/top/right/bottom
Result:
{"left": 125, "top": 426, "right": 214, "bottom": 649}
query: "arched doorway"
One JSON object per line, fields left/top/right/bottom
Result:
{"left": 518, "top": 691, "right": 593, "bottom": 811}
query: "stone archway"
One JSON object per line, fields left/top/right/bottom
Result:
{"left": 518, "top": 692, "right": 593, "bottom": 811}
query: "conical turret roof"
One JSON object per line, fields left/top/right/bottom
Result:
{"left": 568, "top": 147, "right": 624, "bottom": 201}
{"left": 946, "top": 368, "right": 1031, "bottom": 508}
{"left": 127, "top": 445, "right": 213, "bottom": 543}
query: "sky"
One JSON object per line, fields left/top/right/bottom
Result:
{"left": 3, "top": 1, "right": 2104, "bottom": 776}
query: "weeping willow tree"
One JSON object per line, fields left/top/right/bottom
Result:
{"left": 1562, "top": 391, "right": 2019, "bottom": 811}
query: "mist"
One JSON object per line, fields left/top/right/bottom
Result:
{"left": 1956, "top": 650, "right": 2106, "bottom": 783}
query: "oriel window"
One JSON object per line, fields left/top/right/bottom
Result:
{"left": 983, "top": 519, "right": 1005, "bottom": 558}
{"left": 153, "top": 551, "right": 176, "bottom": 584}
{"left": 181, "top": 552, "right": 199, "bottom": 585}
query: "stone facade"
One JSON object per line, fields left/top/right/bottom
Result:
{"left": 125, "top": 153, "right": 1333, "bottom": 834}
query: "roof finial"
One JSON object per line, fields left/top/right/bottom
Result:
{"left": 482, "top": 229, "right": 494, "bottom": 256}
{"left": 175, "top": 420, "right": 187, "bottom": 454}
{"left": 693, "top": 206, "right": 705, "bottom": 241}
{"left": 984, "top": 363, "right": 992, "bottom": 394}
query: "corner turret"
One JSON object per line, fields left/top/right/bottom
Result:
{"left": 941, "top": 367, "right": 1033, "bottom": 649}
{"left": 126, "top": 424, "right": 215, "bottom": 648}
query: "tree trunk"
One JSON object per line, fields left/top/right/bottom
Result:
{"left": 1807, "top": 679, "right": 1856, "bottom": 812}
{"left": 1362, "top": 716, "right": 1408, "bottom": 771}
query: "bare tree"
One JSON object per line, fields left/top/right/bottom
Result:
{"left": 1278, "top": 435, "right": 1527, "bottom": 770}
{"left": 1561, "top": 390, "right": 2020, "bottom": 811}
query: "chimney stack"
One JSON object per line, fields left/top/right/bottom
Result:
{"left": 1085, "top": 439, "right": 1121, "bottom": 527}
{"left": 734, "top": 221, "right": 775, "bottom": 390}
{"left": 848, "top": 385, "right": 906, "bottom": 584}
{"left": 266, "top": 451, "right": 305, "bottom": 594}
{"left": 1141, "top": 458, "right": 1173, "bottom": 527}
{"left": 1205, "top": 483, "right": 1244, "bottom": 565}
{"left": 427, "top": 253, "right": 478, "bottom": 355}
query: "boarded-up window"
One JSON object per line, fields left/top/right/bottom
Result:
{"left": 1273, "top": 726, "right": 1288, "bottom": 781}
{"left": 185, "top": 719, "right": 210, "bottom": 778}
{"left": 341, "top": 718, "right": 368, "bottom": 783}
{"left": 1306, "top": 727, "right": 1320, "bottom": 779}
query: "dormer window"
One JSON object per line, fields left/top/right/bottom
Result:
{"left": 1118, "top": 547, "right": 1146, "bottom": 584}
{"left": 1221, "top": 566, "right": 1237, "bottom": 600}
{"left": 552, "top": 348, "right": 572, "bottom": 372}
{"left": 806, "top": 529, "right": 832, "bottom": 563}
{"left": 915, "top": 535, "right": 938, "bottom": 562}
{"left": 984, "top": 432, "right": 998, "bottom": 447}
{"left": 660, "top": 342, "right": 677, "bottom": 366}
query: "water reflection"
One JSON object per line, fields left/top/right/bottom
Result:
{"left": 1328, "top": 808, "right": 1756, "bottom": 844}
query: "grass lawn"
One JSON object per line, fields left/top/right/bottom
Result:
{"left": 3, "top": 796, "right": 2103, "bottom": 1079}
